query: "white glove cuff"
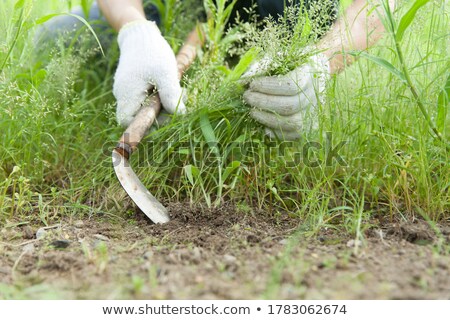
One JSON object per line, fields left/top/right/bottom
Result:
{"left": 117, "top": 20, "right": 160, "bottom": 49}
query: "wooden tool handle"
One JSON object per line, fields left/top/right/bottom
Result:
{"left": 115, "top": 27, "right": 202, "bottom": 159}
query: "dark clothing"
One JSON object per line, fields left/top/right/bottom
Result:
{"left": 231, "top": 0, "right": 298, "bottom": 22}
{"left": 37, "top": 0, "right": 339, "bottom": 47}
{"left": 229, "top": 0, "right": 338, "bottom": 23}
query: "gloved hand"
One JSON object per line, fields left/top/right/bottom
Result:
{"left": 113, "top": 20, "right": 186, "bottom": 127}
{"left": 243, "top": 53, "right": 330, "bottom": 140}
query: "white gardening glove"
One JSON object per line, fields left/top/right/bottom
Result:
{"left": 113, "top": 20, "right": 186, "bottom": 127}
{"left": 243, "top": 53, "right": 330, "bottom": 140}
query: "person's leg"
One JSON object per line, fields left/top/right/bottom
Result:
{"left": 35, "top": 2, "right": 109, "bottom": 46}
{"left": 256, "top": 0, "right": 338, "bottom": 36}
{"left": 143, "top": 1, "right": 161, "bottom": 25}
{"left": 35, "top": 1, "right": 161, "bottom": 50}
{"left": 256, "top": 0, "right": 338, "bottom": 20}
{"left": 256, "top": 0, "right": 292, "bottom": 19}
{"left": 228, "top": 0, "right": 288, "bottom": 23}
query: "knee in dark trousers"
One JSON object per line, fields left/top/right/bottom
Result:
{"left": 256, "top": 0, "right": 295, "bottom": 19}
{"left": 256, "top": 0, "right": 338, "bottom": 36}
{"left": 35, "top": 1, "right": 161, "bottom": 51}
{"left": 256, "top": 0, "right": 338, "bottom": 20}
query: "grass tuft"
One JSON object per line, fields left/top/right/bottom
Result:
{"left": 0, "top": 0, "right": 448, "bottom": 236}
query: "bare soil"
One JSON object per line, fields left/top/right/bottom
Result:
{"left": 1, "top": 203, "right": 449, "bottom": 299}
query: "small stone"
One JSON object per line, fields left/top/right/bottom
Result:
{"left": 192, "top": 247, "right": 202, "bottom": 263}
{"left": 36, "top": 228, "right": 47, "bottom": 240}
{"left": 22, "top": 226, "right": 34, "bottom": 239}
{"left": 143, "top": 251, "right": 154, "bottom": 260}
{"left": 441, "top": 227, "right": 450, "bottom": 236}
{"left": 346, "top": 239, "right": 362, "bottom": 248}
{"left": 74, "top": 220, "right": 84, "bottom": 228}
{"left": 50, "top": 240, "right": 71, "bottom": 249}
{"left": 279, "top": 239, "right": 289, "bottom": 245}
{"left": 166, "top": 252, "right": 179, "bottom": 264}
{"left": 76, "top": 231, "right": 86, "bottom": 241}
{"left": 436, "top": 259, "right": 448, "bottom": 270}
{"left": 178, "top": 248, "right": 190, "bottom": 261}
{"left": 22, "top": 243, "right": 35, "bottom": 254}
{"left": 246, "top": 234, "right": 260, "bottom": 244}
{"left": 0, "top": 267, "right": 10, "bottom": 274}
{"left": 222, "top": 254, "right": 238, "bottom": 272}
{"left": 140, "top": 261, "right": 151, "bottom": 271}
{"left": 223, "top": 254, "right": 237, "bottom": 264}
{"left": 93, "top": 234, "right": 109, "bottom": 241}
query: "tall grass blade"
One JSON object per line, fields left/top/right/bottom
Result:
{"left": 80, "top": 0, "right": 93, "bottom": 20}
{"left": 348, "top": 51, "right": 405, "bottom": 82}
{"left": 199, "top": 112, "right": 220, "bottom": 156}
{"left": 14, "top": 0, "right": 25, "bottom": 10}
{"left": 35, "top": 13, "right": 104, "bottom": 56}
{"left": 0, "top": 9, "right": 24, "bottom": 72}
{"left": 184, "top": 164, "right": 199, "bottom": 186}
{"left": 437, "top": 73, "right": 450, "bottom": 133}
{"left": 222, "top": 161, "right": 240, "bottom": 182}
{"left": 225, "top": 47, "right": 259, "bottom": 82}
{"left": 396, "top": 0, "right": 431, "bottom": 42}
{"left": 148, "top": 0, "right": 165, "bottom": 13}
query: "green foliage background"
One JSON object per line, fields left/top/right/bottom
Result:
{"left": 0, "top": 0, "right": 448, "bottom": 235}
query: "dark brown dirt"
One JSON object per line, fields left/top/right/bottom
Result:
{"left": 1, "top": 203, "right": 449, "bottom": 299}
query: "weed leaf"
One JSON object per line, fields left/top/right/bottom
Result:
{"left": 184, "top": 165, "right": 199, "bottom": 186}
{"left": 80, "top": 0, "right": 93, "bottom": 20}
{"left": 226, "top": 47, "right": 260, "bottom": 82}
{"left": 348, "top": 51, "right": 405, "bottom": 82}
{"left": 436, "top": 73, "right": 450, "bottom": 133}
{"left": 222, "top": 161, "right": 241, "bottom": 182}
{"left": 149, "top": 0, "right": 165, "bottom": 15}
{"left": 199, "top": 112, "right": 220, "bottom": 156}
{"left": 14, "top": 0, "right": 25, "bottom": 10}
{"left": 396, "top": 0, "right": 431, "bottom": 42}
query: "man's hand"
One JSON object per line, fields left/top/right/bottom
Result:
{"left": 113, "top": 20, "right": 185, "bottom": 127}
{"left": 243, "top": 54, "right": 330, "bottom": 140}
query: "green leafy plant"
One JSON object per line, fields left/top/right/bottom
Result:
{"left": 436, "top": 74, "right": 449, "bottom": 135}
{"left": 239, "top": 0, "right": 338, "bottom": 75}
{"left": 348, "top": 0, "right": 449, "bottom": 149}
{"left": 0, "top": 0, "right": 448, "bottom": 236}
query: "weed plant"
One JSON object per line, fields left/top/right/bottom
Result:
{"left": 0, "top": 0, "right": 448, "bottom": 236}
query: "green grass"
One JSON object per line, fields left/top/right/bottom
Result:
{"left": 0, "top": 0, "right": 449, "bottom": 237}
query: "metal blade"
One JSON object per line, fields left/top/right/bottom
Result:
{"left": 112, "top": 150, "right": 169, "bottom": 224}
